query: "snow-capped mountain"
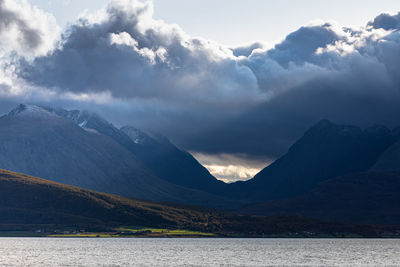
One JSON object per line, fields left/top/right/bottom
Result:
{"left": 43, "top": 106, "right": 229, "bottom": 195}
{"left": 0, "top": 104, "right": 236, "bottom": 209}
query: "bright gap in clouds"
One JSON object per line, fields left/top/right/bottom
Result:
{"left": 192, "top": 153, "right": 272, "bottom": 183}
{"left": 204, "top": 165, "right": 260, "bottom": 183}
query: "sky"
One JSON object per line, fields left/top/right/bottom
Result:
{"left": 1, "top": 0, "right": 400, "bottom": 181}
{"left": 33, "top": 0, "right": 400, "bottom": 46}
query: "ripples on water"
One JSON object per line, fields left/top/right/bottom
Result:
{"left": 0, "top": 238, "right": 399, "bottom": 266}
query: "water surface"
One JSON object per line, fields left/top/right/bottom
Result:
{"left": 0, "top": 238, "right": 399, "bottom": 266}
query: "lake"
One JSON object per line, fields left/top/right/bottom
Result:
{"left": 0, "top": 238, "right": 399, "bottom": 266}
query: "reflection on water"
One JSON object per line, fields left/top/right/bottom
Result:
{"left": 0, "top": 238, "right": 399, "bottom": 266}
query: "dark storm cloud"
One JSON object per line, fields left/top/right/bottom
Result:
{"left": 19, "top": 0, "right": 258, "bottom": 106}
{"left": 9, "top": 1, "right": 400, "bottom": 159}
{"left": 369, "top": 12, "right": 400, "bottom": 30}
{"left": 192, "top": 18, "right": 400, "bottom": 157}
{"left": 188, "top": 73, "right": 400, "bottom": 157}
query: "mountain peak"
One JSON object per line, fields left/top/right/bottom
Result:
{"left": 306, "top": 119, "right": 363, "bottom": 137}
{"left": 308, "top": 119, "right": 337, "bottom": 132}
{"left": 8, "top": 104, "right": 56, "bottom": 119}
{"left": 246, "top": 119, "right": 397, "bottom": 202}
{"left": 314, "top": 119, "right": 333, "bottom": 127}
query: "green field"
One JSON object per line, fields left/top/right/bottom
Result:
{"left": 48, "top": 227, "right": 216, "bottom": 238}
{"left": 119, "top": 227, "right": 215, "bottom": 236}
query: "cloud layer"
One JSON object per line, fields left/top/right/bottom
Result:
{"left": 2, "top": 0, "right": 400, "bottom": 160}
{"left": 20, "top": 0, "right": 259, "bottom": 107}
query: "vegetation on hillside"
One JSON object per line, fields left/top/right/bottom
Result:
{"left": 0, "top": 169, "right": 399, "bottom": 238}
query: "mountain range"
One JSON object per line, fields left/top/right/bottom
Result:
{"left": 0, "top": 104, "right": 235, "bottom": 209}
{"left": 1, "top": 104, "right": 400, "bottom": 225}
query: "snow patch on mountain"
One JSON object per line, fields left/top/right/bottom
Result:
{"left": 120, "top": 126, "right": 149, "bottom": 145}
{"left": 42, "top": 107, "right": 93, "bottom": 129}
{"left": 7, "top": 104, "right": 57, "bottom": 119}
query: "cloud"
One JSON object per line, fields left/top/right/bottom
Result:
{"left": 192, "top": 153, "right": 271, "bottom": 183}
{"left": 176, "top": 17, "right": 400, "bottom": 157}
{"left": 369, "top": 11, "right": 400, "bottom": 30}
{"left": 2, "top": 0, "right": 400, "bottom": 164}
{"left": 232, "top": 42, "right": 267, "bottom": 57}
{"left": 0, "top": 0, "right": 59, "bottom": 57}
{"left": 19, "top": 0, "right": 260, "bottom": 108}
{"left": 0, "top": 0, "right": 60, "bottom": 108}
{"left": 202, "top": 164, "right": 260, "bottom": 183}
{"left": 265, "top": 23, "right": 343, "bottom": 67}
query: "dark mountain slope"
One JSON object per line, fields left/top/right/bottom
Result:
{"left": 0, "top": 169, "right": 170, "bottom": 227}
{"left": 121, "top": 126, "right": 227, "bottom": 195}
{"left": 229, "top": 120, "right": 397, "bottom": 201}
{"left": 239, "top": 171, "right": 400, "bottom": 225}
{"left": 373, "top": 139, "right": 400, "bottom": 171}
{"left": 44, "top": 106, "right": 227, "bottom": 195}
{"left": 0, "top": 169, "right": 395, "bottom": 237}
{"left": 0, "top": 105, "right": 236, "bottom": 209}
{"left": 0, "top": 168, "right": 223, "bottom": 229}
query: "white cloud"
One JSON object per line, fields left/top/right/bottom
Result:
{"left": 192, "top": 152, "right": 271, "bottom": 182}
{"left": 0, "top": 0, "right": 59, "bottom": 57}
{"left": 204, "top": 164, "right": 260, "bottom": 183}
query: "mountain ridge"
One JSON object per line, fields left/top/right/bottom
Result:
{"left": 226, "top": 119, "right": 398, "bottom": 201}
{"left": 0, "top": 104, "right": 238, "bottom": 209}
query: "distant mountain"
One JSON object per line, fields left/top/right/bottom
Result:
{"left": 239, "top": 171, "right": 400, "bottom": 225}
{"left": 45, "top": 107, "right": 227, "bottom": 196}
{"left": 228, "top": 119, "right": 397, "bottom": 201}
{"left": 0, "top": 168, "right": 394, "bottom": 237}
{"left": 0, "top": 104, "right": 236, "bottom": 209}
